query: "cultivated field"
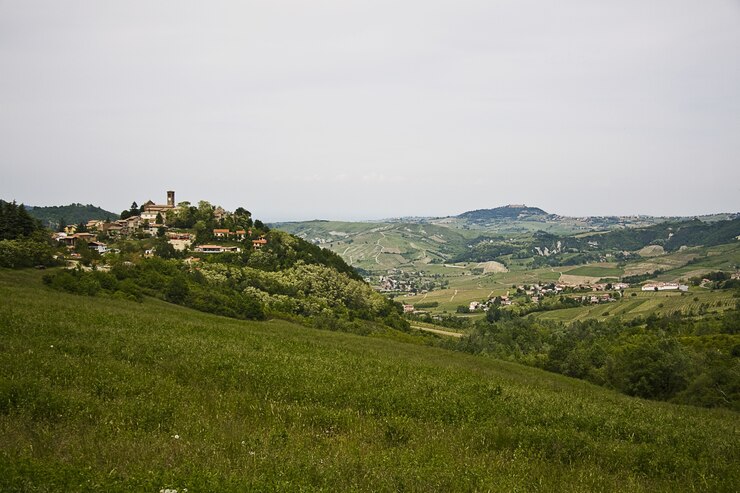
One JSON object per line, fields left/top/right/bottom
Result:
{"left": 530, "top": 288, "right": 738, "bottom": 323}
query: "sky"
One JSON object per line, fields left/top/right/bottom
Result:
{"left": 1, "top": 1, "right": 739, "bottom": 222}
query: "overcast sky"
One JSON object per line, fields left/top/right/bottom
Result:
{"left": 1, "top": 1, "right": 739, "bottom": 221}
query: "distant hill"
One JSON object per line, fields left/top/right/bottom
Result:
{"left": 457, "top": 205, "right": 549, "bottom": 221}
{"left": 578, "top": 217, "right": 740, "bottom": 252}
{"left": 26, "top": 203, "right": 118, "bottom": 229}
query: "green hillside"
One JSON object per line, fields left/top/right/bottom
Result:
{"left": 457, "top": 204, "right": 549, "bottom": 221}
{"left": 1, "top": 269, "right": 738, "bottom": 491}
{"left": 273, "top": 220, "right": 476, "bottom": 273}
{"left": 26, "top": 203, "right": 118, "bottom": 229}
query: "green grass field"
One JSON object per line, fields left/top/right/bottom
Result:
{"left": 564, "top": 265, "right": 624, "bottom": 278}
{"left": 1, "top": 269, "right": 739, "bottom": 491}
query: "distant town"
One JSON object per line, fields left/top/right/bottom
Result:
{"left": 50, "top": 190, "right": 267, "bottom": 258}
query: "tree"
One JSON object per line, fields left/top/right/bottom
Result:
{"left": 154, "top": 238, "right": 177, "bottom": 259}
{"left": 605, "top": 338, "right": 690, "bottom": 400}
{"left": 196, "top": 201, "right": 214, "bottom": 223}
{"left": 57, "top": 217, "right": 67, "bottom": 232}
{"left": 166, "top": 276, "right": 189, "bottom": 304}
{"left": 155, "top": 212, "right": 163, "bottom": 224}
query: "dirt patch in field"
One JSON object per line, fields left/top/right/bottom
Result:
{"left": 559, "top": 274, "right": 602, "bottom": 285}
{"left": 638, "top": 245, "right": 665, "bottom": 257}
{"left": 477, "top": 261, "right": 509, "bottom": 274}
{"left": 381, "top": 247, "right": 402, "bottom": 254}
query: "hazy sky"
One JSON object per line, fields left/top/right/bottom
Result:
{"left": 1, "top": 1, "right": 739, "bottom": 221}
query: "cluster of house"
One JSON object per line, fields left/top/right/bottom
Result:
{"left": 51, "top": 191, "right": 269, "bottom": 256}
{"left": 213, "top": 229, "right": 247, "bottom": 240}
{"left": 52, "top": 232, "right": 110, "bottom": 254}
{"left": 67, "top": 192, "right": 178, "bottom": 242}
{"left": 641, "top": 282, "right": 689, "bottom": 292}
{"left": 194, "top": 245, "right": 241, "bottom": 254}
{"left": 580, "top": 293, "right": 616, "bottom": 304}
{"left": 377, "top": 271, "right": 427, "bottom": 293}
{"left": 208, "top": 228, "right": 267, "bottom": 251}
{"left": 379, "top": 275, "right": 416, "bottom": 292}
{"left": 465, "top": 281, "right": 633, "bottom": 312}
{"left": 179, "top": 233, "right": 267, "bottom": 254}
{"left": 378, "top": 269, "right": 440, "bottom": 294}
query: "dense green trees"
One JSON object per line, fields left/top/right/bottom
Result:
{"left": 0, "top": 200, "right": 56, "bottom": 268}
{"left": 451, "top": 308, "right": 740, "bottom": 410}
{"left": 0, "top": 238, "right": 55, "bottom": 268}
{"left": 120, "top": 202, "right": 139, "bottom": 220}
{"left": 24, "top": 203, "right": 117, "bottom": 229}
{"left": 43, "top": 242, "right": 406, "bottom": 334}
{"left": 0, "top": 200, "right": 40, "bottom": 240}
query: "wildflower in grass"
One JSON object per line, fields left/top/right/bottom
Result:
{"left": 172, "top": 434, "right": 180, "bottom": 440}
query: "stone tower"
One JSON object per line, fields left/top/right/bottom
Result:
{"left": 167, "top": 190, "right": 175, "bottom": 207}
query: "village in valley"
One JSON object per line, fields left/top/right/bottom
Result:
{"left": 50, "top": 190, "right": 269, "bottom": 263}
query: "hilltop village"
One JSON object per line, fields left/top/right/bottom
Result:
{"left": 50, "top": 190, "right": 268, "bottom": 259}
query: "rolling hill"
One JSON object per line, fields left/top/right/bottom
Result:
{"left": 1, "top": 268, "right": 738, "bottom": 491}
{"left": 457, "top": 204, "right": 549, "bottom": 221}
{"left": 26, "top": 203, "right": 118, "bottom": 229}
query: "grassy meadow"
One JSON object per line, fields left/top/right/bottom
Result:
{"left": 1, "top": 268, "right": 739, "bottom": 491}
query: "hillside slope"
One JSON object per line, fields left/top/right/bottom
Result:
{"left": 457, "top": 204, "right": 549, "bottom": 221}
{"left": 0, "top": 269, "right": 738, "bottom": 491}
{"left": 26, "top": 203, "right": 118, "bottom": 228}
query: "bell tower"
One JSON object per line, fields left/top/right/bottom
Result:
{"left": 167, "top": 190, "right": 175, "bottom": 207}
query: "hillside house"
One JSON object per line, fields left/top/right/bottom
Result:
{"left": 104, "top": 223, "right": 123, "bottom": 237}
{"left": 55, "top": 232, "right": 96, "bottom": 248}
{"left": 213, "top": 229, "right": 230, "bottom": 238}
{"left": 194, "top": 245, "right": 241, "bottom": 254}
{"left": 403, "top": 304, "right": 414, "bottom": 313}
{"left": 168, "top": 232, "right": 193, "bottom": 251}
{"left": 88, "top": 241, "right": 108, "bottom": 254}
{"left": 140, "top": 191, "right": 176, "bottom": 224}
{"left": 641, "top": 282, "right": 687, "bottom": 292}
{"left": 235, "top": 230, "right": 247, "bottom": 240}
{"left": 252, "top": 237, "right": 268, "bottom": 250}
{"left": 86, "top": 220, "right": 105, "bottom": 231}
{"left": 121, "top": 215, "right": 141, "bottom": 231}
